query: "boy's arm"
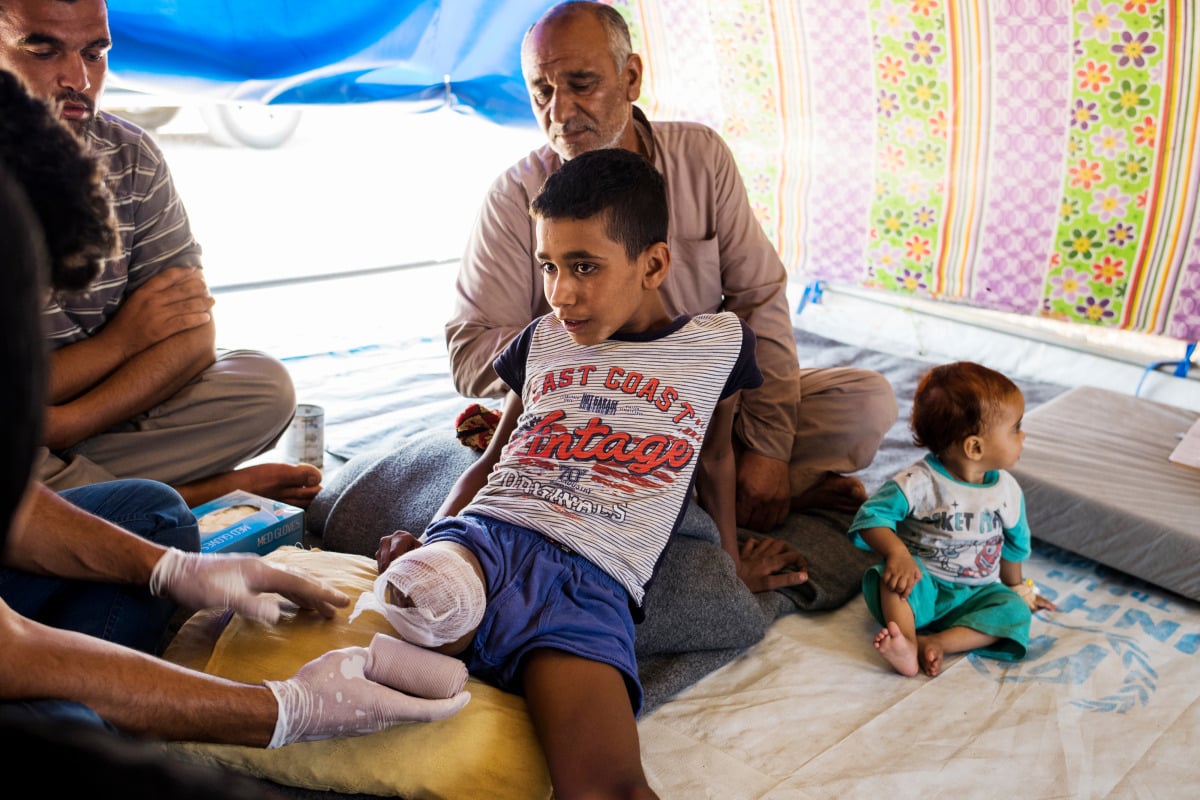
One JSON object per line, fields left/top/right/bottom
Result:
{"left": 434, "top": 390, "right": 524, "bottom": 520}
{"left": 379, "top": 381, "right": 525, "bottom": 569}
{"left": 695, "top": 395, "right": 805, "bottom": 593}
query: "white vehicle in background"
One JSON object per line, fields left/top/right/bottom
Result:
{"left": 102, "top": 79, "right": 303, "bottom": 149}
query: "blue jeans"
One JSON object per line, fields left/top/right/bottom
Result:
{"left": 0, "top": 480, "right": 198, "bottom": 730}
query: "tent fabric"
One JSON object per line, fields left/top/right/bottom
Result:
{"left": 106, "top": 0, "right": 561, "bottom": 126}
{"left": 621, "top": 1, "right": 1200, "bottom": 341}
{"left": 105, "top": 0, "right": 1200, "bottom": 339}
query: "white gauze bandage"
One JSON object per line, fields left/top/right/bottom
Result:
{"left": 373, "top": 547, "right": 485, "bottom": 647}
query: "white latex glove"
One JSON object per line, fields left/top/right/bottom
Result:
{"left": 149, "top": 548, "right": 348, "bottom": 625}
{"left": 264, "top": 646, "right": 471, "bottom": 747}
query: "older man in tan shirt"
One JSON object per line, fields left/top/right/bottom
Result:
{"left": 446, "top": 1, "right": 896, "bottom": 533}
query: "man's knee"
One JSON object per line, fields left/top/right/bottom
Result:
{"left": 860, "top": 370, "right": 899, "bottom": 435}
{"left": 210, "top": 350, "right": 296, "bottom": 433}
{"left": 123, "top": 480, "right": 200, "bottom": 552}
{"left": 60, "top": 479, "right": 199, "bottom": 552}
{"left": 837, "top": 370, "right": 899, "bottom": 469}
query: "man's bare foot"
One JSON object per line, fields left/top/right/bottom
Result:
{"left": 792, "top": 472, "right": 868, "bottom": 513}
{"left": 874, "top": 621, "right": 919, "bottom": 676}
{"left": 176, "top": 463, "right": 323, "bottom": 508}
{"left": 918, "top": 636, "right": 945, "bottom": 677}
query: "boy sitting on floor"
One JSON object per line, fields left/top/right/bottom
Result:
{"left": 374, "top": 147, "right": 806, "bottom": 798}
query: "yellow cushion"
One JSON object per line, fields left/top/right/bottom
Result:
{"left": 163, "top": 546, "right": 551, "bottom": 799}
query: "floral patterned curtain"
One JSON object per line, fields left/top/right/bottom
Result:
{"left": 608, "top": 0, "right": 1200, "bottom": 341}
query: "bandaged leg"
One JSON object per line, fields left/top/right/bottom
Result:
{"left": 373, "top": 544, "right": 485, "bottom": 648}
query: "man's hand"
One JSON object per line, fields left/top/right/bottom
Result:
{"left": 265, "top": 646, "right": 471, "bottom": 747}
{"left": 105, "top": 266, "right": 214, "bottom": 358}
{"left": 735, "top": 451, "right": 792, "bottom": 533}
{"left": 376, "top": 530, "right": 423, "bottom": 572}
{"left": 735, "top": 534, "right": 808, "bottom": 593}
{"left": 149, "top": 549, "right": 350, "bottom": 624}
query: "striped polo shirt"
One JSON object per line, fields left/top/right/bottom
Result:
{"left": 42, "top": 111, "right": 202, "bottom": 347}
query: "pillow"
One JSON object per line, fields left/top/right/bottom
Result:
{"left": 163, "top": 546, "right": 551, "bottom": 799}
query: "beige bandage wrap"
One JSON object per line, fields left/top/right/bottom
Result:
{"left": 374, "top": 547, "right": 485, "bottom": 647}
{"left": 364, "top": 632, "right": 469, "bottom": 698}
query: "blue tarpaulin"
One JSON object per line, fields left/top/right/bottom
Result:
{"left": 106, "top": 0, "right": 562, "bottom": 126}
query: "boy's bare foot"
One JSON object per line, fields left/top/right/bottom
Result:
{"left": 792, "top": 472, "right": 868, "bottom": 513}
{"left": 874, "top": 621, "right": 919, "bottom": 676}
{"left": 918, "top": 636, "right": 945, "bottom": 677}
{"left": 176, "top": 463, "right": 323, "bottom": 508}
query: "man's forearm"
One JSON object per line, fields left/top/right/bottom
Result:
{"left": 47, "top": 329, "right": 134, "bottom": 404}
{"left": 44, "top": 323, "right": 216, "bottom": 449}
{"left": 5, "top": 484, "right": 165, "bottom": 583}
{"left": 445, "top": 320, "right": 514, "bottom": 399}
{"left": 2, "top": 610, "right": 276, "bottom": 745}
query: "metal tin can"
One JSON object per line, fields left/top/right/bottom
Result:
{"left": 283, "top": 403, "right": 324, "bottom": 469}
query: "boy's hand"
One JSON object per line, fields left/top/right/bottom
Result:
{"left": 881, "top": 550, "right": 922, "bottom": 599}
{"left": 376, "top": 530, "right": 423, "bottom": 572}
{"left": 736, "top": 534, "right": 808, "bottom": 593}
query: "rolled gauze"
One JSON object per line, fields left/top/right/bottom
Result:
{"left": 363, "top": 631, "right": 469, "bottom": 699}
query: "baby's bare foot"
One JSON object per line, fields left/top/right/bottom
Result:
{"left": 874, "top": 621, "right": 919, "bottom": 676}
{"left": 919, "top": 637, "right": 945, "bottom": 677}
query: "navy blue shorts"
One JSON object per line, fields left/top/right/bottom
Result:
{"left": 423, "top": 514, "right": 643, "bottom": 714}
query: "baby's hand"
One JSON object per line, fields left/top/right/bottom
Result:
{"left": 1012, "top": 579, "right": 1056, "bottom": 612}
{"left": 882, "top": 551, "right": 922, "bottom": 599}
{"left": 1033, "top": 594, "right": 1057, "bottom": 612}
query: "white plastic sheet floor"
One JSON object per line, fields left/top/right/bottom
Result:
{"left": 637, "top": 540, "right": 1199, "bottom": 798}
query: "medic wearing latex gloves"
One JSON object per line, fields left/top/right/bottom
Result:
{"left": 265, "top": 645, "right": 472, "bottom": 747}
{"left": 149, "top": 548, "right": 350, "bottom": 624}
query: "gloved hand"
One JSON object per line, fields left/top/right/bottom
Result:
{"left": 149, "top": 548, "right": 349, "bottom": 625}
{"left": 265, "top": 646, "right": 471, "bottom": 747}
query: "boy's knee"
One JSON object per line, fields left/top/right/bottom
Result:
{"left": 376, "top": 546, "right": 485, "bottom": 647}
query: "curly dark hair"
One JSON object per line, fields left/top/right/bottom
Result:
{"left": 0, "top": 67, "right": 117, "bottom": 290}
{"left": 0, "top": 165, "right": 45, "bottom": 548}
{"left": 910, "top": 361, "right": 1021, "bottom": 457}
